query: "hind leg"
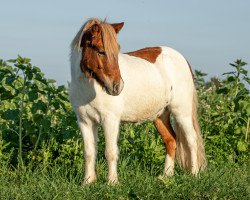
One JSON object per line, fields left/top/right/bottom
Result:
{"left": 175, "top": 115, "right": 199, "bottom": 175}
{"left": 154, "top": 111, "right": 176, "bottom": 176}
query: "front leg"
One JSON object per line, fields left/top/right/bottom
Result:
{"left": 78, "top": 118, "right": 98, "bottom": 185}
{"left": 103, "top": 116, "right": 120, "bottom": 184}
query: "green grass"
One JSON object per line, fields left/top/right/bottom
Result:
{"left": 0, "top": 159, "right": 249, "bottom": 200}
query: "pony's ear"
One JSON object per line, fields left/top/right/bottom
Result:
{"left": 111, "top": 22, "right": 124, "bottom": 33}
{"left": 90, "top": 24, "right": 101, "bottom": 34}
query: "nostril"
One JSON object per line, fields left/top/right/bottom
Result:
{"left": 113, "top": 83, "right": 120, "bottom": 93}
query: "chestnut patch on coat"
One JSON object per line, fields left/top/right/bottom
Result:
{"left": 126, "top": 47, "right": 161, "bottom": 64}
{"left": 154, "top": 114, "right": 176, "bottom": 158}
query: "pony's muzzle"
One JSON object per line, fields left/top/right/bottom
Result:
{"left": 105, "top": 78, "right": 124, "bottom": 96}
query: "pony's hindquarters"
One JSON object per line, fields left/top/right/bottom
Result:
{"left": 175, "top": 89, "right": 207, "bottom": 173}
{"left": 162, "top": 47, "right": 206, "bottom": 174}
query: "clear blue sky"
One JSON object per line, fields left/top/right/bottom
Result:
{"left": 0, "top": 0, "right": 249, "bottom": 85}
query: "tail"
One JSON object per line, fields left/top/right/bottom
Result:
{"left": 175, "top": 89, "right": 207, "bottom": 172}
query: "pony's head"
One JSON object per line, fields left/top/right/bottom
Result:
{"left": 72, "top": 19, "right": 124, "bottom": 96}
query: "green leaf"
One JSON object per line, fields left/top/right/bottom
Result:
{"left": 240, "top": 68, "right": 248, "bottom": 76}
{"left": 6, "top": 75, "right": 16, "bottom": 85}
{"left": 2, "top": 109, "right": 19, "bottom": 120}
{"left": 223, "top": 72, "right": 235, "bottom": 76}
{"left": 194, "top": 70, "right": 207, "bottom": 77}
{"left": 58, "top": 93, "right": 68, "bottom": 102}
{"left": 3, "top": 85, "right": 16, "bottom": 95}
{"left": 23, "top": 57, "right": 31, "bottom": 64}
{"left": 57, "top": 85, "right": 66, "bottom": 92}
{"left": 33, "top": 114, "right": 43, "bottom": 123}
{"left": 237, "top": 141, "right": 247, "bottom": 152}
{"left": 217, "top": 87, "right": 229, "bottom": 94}
{"left": 31, "top": 101, "right": 47, "bottom": 114}
{"left": 41, "top": 118, "right": 51, "bottom": 131}
{"left": 28, "top": 90, "right": 39, "bottom": 101}
{"left": 35, "top": 73, "right": 43, "bottom": 81}
{"left": 226, "top": 76, "right": 235, "bottom": 82}
{"left": 32, "top": 66, "right": 41, "bottom": 73}
{"left": 26, "top": 71, "right": 33, "bottom": 80}
{"left": 0, "top": 90, "right": 14, "bottom": 100}
{"left": 243, "top": 76, "right": 250, "bottom": 84}
{"left": 23, "top": 119, "right": 36, "bottom": 133}
{"left": 15, "top": 64, "right": 26, "bottom": 70}
{"left": 7, "top": 59, "right": 17, "bottom": 63}
{"left": 48, "top": 79, "right": 56, "bottom": 84}
{"left": 52, "top": 101, "right": 60, "bottom": 109}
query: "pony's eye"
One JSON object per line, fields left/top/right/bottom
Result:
{"left": 97, "top": 50, "right": 106, "bottom": 56}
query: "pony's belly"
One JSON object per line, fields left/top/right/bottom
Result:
{"left": 121, "top": 95, "right": 168, "bottom": 122}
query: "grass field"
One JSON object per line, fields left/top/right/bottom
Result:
{"left": 0, "top": 158, "right": 249, "bottom": 200}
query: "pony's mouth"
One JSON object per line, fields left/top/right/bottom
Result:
{"left": 83, "top": 67, "right": 123, "bottom": 96}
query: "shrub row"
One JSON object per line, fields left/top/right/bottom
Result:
{"left": 0, "top": 57, "right": 249, "bottom": 168}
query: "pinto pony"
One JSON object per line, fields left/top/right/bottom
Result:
{"left": 70, "top": 18, "right": 206, "bottom": 184}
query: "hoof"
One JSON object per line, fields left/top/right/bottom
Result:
{"left": 82, "top": 176, "right": 97, "bottom": 186}
{"left": 108, "top": 177, "right": 119, "bottom": 186}
{"left": 191, "top": 167, "right": 199, "bottom": 176}
{"left": 163, "top": 169, "right": 174, "bottom": 177}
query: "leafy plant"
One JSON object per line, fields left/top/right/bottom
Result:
{"left": 196, "top": 59, "right": 249, "bottom": 163}
{"left": 0, "top": 56, "right": 78, "bottom": 167}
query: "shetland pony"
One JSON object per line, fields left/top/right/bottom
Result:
{"left": 70, "top": 18, "right": 206, "bottom": 184}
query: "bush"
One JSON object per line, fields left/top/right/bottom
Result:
{"left": 196, "top": 59, "right": 249, "bottom": 163}
{"left": 0, "top": 57, "right": 249, "bottom": 168}
{"left": 0, "top": 56, "right": 78, "bottom": 167}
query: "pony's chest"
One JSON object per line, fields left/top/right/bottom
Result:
{"left": 75, "top": 103, "right": 101, "bottom": 124}
{"left": 75, "top": 93, "right": 123, "bottom": 124}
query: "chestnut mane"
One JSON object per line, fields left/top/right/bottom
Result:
{"left": 71, "top": 18, "right": 119, "bottom": 63}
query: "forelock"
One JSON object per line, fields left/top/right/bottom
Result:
{"left": 100, "top": 22, "right": 119, "bottom": 64}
